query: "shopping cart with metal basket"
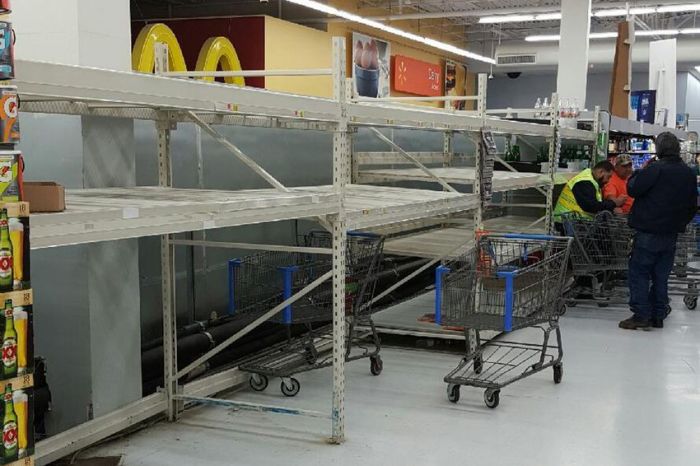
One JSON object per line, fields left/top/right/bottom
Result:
{"left": 560, "top": 211, "right": 631, "bottom": 305}
{"left": 562, "top": 211, "right": 700, "bottom": 310}
{"left": 235, "top": 231, "right": 384, "bottom": 397}
{"left": 670, "top": 215, "right": 700, "bottom": 310}
{"left": 437, "top": 233, "right": 572, "bottom": 408}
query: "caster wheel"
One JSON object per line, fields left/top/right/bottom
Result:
{"left": 370, "top": 356, "right": 383, "bottom": 376}
{"left": 484, "top": 389, "right": 500, "bottom": 409}
{"left": 553, "top": 363, "right": 563, "bottom": 384}
{"left": 280, "top": 378, "right": 301, "bottom": 397}
{"left": 249, "top": 374, "right": 268, "bottom": 392}
{"left": 684, "top": 295, "right": 697, "bottom": 311}
{"left": 473, "top": 355, "right": 483, "bottom": 375}
{"left": 447, "top": 384, "right": 460, "bottom": 403}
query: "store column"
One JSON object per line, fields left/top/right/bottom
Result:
{"left": 13, "top": 0, "right": 141, "bottom": 431}
{"left": 556, "top": 0, "right": 592, "bottom": 108}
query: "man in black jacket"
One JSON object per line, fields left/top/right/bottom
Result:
{"left": 619, "top": 132, "right": 698, "bottom": 330}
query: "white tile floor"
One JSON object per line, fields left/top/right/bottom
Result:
{"left": 86, "top": 301, "right": 700, "bottom": 466}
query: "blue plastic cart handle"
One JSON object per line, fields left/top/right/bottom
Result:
{"left": 279, "top": 266, "right": 300, "bottom": 324}
{"left": 348, "top": 231, "right": 380, "bottom": 238}
{"left": 496, "top": 270, "right": 516, "bottom": 332}
{"left": 502, "top": 233, "right": 561, "bottom": 241}
{"left": 227, "top": 259, "right": 242, "bottom": 316}
{"left": 434, "top": 265, "right": 451, "bottom": 325}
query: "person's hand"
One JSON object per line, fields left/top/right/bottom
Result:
{"left": 614, "top": 207, "right": 624, "bottom": 214}
{"left": 613, "top": 195, "right": 627, "bottom": 207}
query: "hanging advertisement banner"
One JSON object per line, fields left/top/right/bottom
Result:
{"left": 352, "top": 32, "right": 390, "bottom": 98}
{"left": 392, "top": 55, "right": 442, "bottom": 97}
{"left": 445, "top": 60, "right": 468, "bottom": 110}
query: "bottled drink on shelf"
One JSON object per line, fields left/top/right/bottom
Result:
{"left": 2, "top": 300, "right": 16, "bottom": 379}
{"left": 2, "top": 384, "right": 17, "bottom": 461}
{"left": 534, "top": 98, "right": 542, "bottom": 118}
{"left": 0, "top": 209, "right": 11, "bottom": 292}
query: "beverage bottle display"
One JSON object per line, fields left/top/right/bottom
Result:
{"left": 0, "top": 209, "right": 11, "bottom": 292}
{"left": 2, "top": 300, "right": 15, "bottom": 378}
{"left": 2, "top": 384, "right": 17, "bottom": 460}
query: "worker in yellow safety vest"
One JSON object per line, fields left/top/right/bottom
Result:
{"left": 553, "top": 160, "right": 627, "bottom": 227}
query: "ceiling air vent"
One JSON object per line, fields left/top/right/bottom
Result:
{"left": 496, "top": 54, "right": 537, "bottom": 65}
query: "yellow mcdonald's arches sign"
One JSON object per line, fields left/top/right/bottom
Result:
{"left": 132, "top": 23, "right": 245, "bottom": 86}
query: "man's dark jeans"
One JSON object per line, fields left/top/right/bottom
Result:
{"left": 628, "top": 231, "right": 678, "bottom": 321}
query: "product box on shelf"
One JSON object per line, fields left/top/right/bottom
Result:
{"left": 0, "top": 376, "right": 34, "bottom": 465}
{"left": 0, "top": 290, "right": 31, "bottom": 383}
{"left": 0, "top": 153, "right": 22, "bottom": 202}
{"left": 0, "top": 22, "right": 12, "bottom": 81}
{"left": 23, "top": 183, "right": 63, "bottom": 213}
{"left": 0, "top": 88, "right": 18, "bottom": 145}
{"left": 0, "top": 203, "right": 29, "bottom": 292}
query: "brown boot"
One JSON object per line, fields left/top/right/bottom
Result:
{"left": 619, "top": 316, "right": 651, "bottom": 330}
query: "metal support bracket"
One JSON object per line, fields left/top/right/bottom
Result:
{"left": 368, "top": 127, "right": 458, "bottom": 193}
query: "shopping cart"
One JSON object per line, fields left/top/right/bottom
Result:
{"left": 235, "top": 231, "right": 385, "bottom": 396}
{"left": 670, "top": 215, "right": 700, "bottom": 310}
{"left": 562, "top": 212, "right": 700, "bottom": 310}
{"left": 437, "top": 233, "right": 571, "bottom": 408}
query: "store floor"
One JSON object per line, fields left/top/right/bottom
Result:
{"left": 85, "top": 302, "right": 700, "bottom": 466}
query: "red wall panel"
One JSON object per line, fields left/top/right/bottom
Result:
{"left": 131, "top": 17, "right": 266, "bottom": 88}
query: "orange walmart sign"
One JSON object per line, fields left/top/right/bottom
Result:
{"left": 392, "top": 55, "right": 442, "bottom": 97}
{"left": 132, "top": 23, "right": 245, "bottom": 86}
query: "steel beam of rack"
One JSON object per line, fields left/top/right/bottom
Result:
{"left": 546, "top": 95, "right": 561, "bottom": 234}
{"left": 157, "top": 118, "right": 180, "bottom": 422}
{"left": 330, "top": 36, "right": 348, "bottom": 444}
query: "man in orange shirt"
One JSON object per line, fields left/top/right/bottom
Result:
{"left": 603, "top": 154, "right": 634, "bottom": 214}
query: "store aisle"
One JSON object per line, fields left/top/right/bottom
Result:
{"left": 86, "top": 303, "right": 700, "bottom": 466}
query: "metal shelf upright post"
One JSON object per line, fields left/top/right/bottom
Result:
{"left": 330, "top": 36, "right": 348, "bottom": 444}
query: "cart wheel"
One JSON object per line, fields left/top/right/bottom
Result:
{"left": 249, "top": 374, "right": 268, "bottom": 392}
{"left": 484, "top": 389, "right": 500, "bottom": 409}
{"left": 553, "top": 363, "right": 563, "bottom": 384}
{"left": 447, "top": 384, "right": 460, "bottom": 403}
{"left": 280, "top": 378, "right": 301, "bottom": 397}
{"left": 370, "top": 356, "right": 383, "bottom": 376}
{"left": 473, "top": 355, "right": 483, "bottom": 375}
{"left": 684, "top": 295, "right": 697, "bottom": 311}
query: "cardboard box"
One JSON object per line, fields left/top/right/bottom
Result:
{"left": 23, "top": 183, "right": 64, "bottom": 213}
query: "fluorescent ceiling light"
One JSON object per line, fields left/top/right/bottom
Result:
{"left": 592, "top": 8, "right": 629, "bottom": 17}
{"left": 535, "top": 13, "right": 562, "bottom": 21}
{"left": 658, "top": 4, "right": 700, "bottom": 13}
{"left": 590, "top": 32, "right": 619, "bottom": 39}
{"left": 479, "top": 14, "right": 535, "bottom": 24}
{"left": 525, "top": 28, "right": 700, "bottom": 42}
{"left": 285, "top": 0, "right": 495, "bottom": 64}
{"left": 484, "top": 4, "right": 700, "bottom": 23}
{"left": 525, "top": 35, "right": 561, "bottom": 42}
{"left": 635, "top": 29, "right": 679, "bottom": 36}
